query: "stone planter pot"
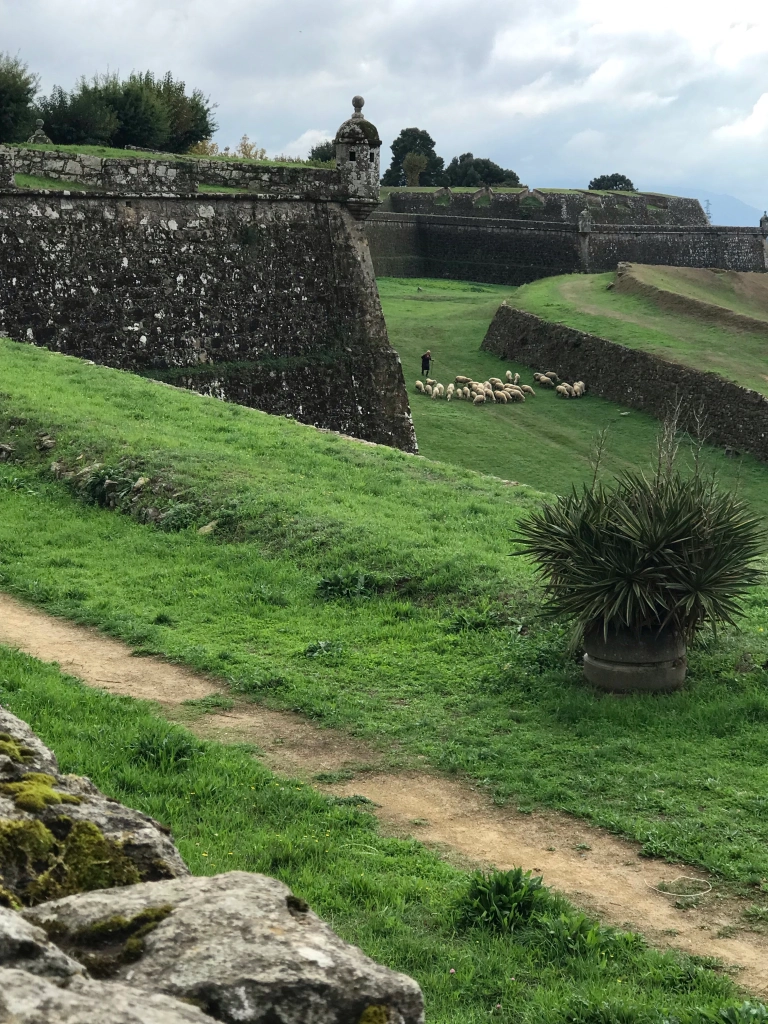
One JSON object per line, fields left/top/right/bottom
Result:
{"left": 583, "top": 626, "right": 687, "bottom": 694}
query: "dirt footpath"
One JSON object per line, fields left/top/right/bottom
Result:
{"left": 1, "top": 592, "right": 767, "bottom": 993}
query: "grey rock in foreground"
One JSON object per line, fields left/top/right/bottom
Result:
{"left": 25, "top": 872, "right": 425, "bottom": 1024}
{"left": 0, "top": 906, "right": 84, "bottom": 979}
{"left": 0, "top": 707, "right": 188, "bottom": 905}
{"left": 0, "top": 967, "right": 212, "bottom": 1023}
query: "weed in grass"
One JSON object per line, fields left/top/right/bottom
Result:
{"left": 317, "top": 569, "right": 384, "bottom": 600}
{"left": 304, "top": 640, "right": 344, "bottom": 659}
{"left": 128, "top": 727, "right": 202, "bottom": 771}
{"left": 181, "top": 694, "right": 236, "bottom": 712}
{"left": 457, "top": 867, "right": 550, "bottom": 933}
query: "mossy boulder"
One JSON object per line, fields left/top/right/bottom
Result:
{"left": 0, "top": 708, "right": 188, "bottom": 906}
{"left": 24, "top": 872, "right": 425, "bottom": 1024}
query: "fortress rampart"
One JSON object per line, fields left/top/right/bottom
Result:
{"left": 0, "top": 101, "right": 418, "bottom": 452}
{"left": 367, "top": 188, "right": 768, "bottom": 284}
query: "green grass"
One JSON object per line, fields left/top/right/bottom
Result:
{"left": 512, "top": 273, "right": 768, "bottom": 397}
{"left": 197, "top": 183, "right": 247, "bottom": 194}
{"left": 378, "top": 278, "right": 768, "bottom": 507}
{"left": 1, "top": 336, "right": 768, "bottom": 885}
{"left": 0, "top": 645, "right": 742, "bottom": 1023}
{"left": 628, "top": 266, "right": 768, "bottom": 323}
{"left": 14, "top": 173, "right": 92, "bottom": 191}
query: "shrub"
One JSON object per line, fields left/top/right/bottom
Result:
{"left": 514, "top": 436, "right": 765, "bottom": 646}
{"left": 456, "top": 866, "right": 550, "bottom": 933}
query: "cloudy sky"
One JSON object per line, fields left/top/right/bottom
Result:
{"left": 3, "top": 0, "right": 768, "bottom": 216}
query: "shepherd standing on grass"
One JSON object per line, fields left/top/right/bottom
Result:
{"left": 421, "top": 350, "right": 432, "bottom": 376}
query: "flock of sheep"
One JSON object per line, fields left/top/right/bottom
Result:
{"left": 414, "top": 369, "right": 587, "bottom": 405}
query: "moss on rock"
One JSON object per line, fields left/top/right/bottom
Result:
{"left": 0, "top": 732, "right": 35, "bottom": 764}
{"left": 29, "top": 820, "right": 142, "bottom": 903}
{"left": 42, "top": 904, "right": 174, "bottom": 978}
{"left": 0, "top": 772, "right": 82, "bottom": 813}
{"left": 0, "top": 817, "right": 145, "bottom": 906}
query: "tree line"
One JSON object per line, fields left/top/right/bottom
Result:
{"left": 0, "top": 53, "right": 216, "bottom": 152}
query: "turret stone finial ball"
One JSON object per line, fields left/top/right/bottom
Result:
{"left": 352, "top": 96, "right": 364, "bottom": 118}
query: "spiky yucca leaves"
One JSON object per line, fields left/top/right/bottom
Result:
{"left": 515, "top": 469, "right": 765, "bottom": 645}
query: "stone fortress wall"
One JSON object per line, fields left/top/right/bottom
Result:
{"left": 0, "top": 99, "right": 417, "bottom": 453}
{"left": 483, "top": 303, "right": 768, "bottom": 464}
{"left": 366, "top": 187, "right": 768, "bottom": 285}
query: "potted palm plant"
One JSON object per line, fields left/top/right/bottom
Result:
{"left": 515, "top": 438, "right": 764, "bottom": 693}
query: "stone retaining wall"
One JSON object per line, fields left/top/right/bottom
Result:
{"left": 481, "top": 304, "right": 768, "bottom": 463}
{"left": 6, "top": 146, "right": 198, "bottom": 194}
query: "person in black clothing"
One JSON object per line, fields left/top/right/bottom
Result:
{"left": 421, "top": 350, "right": 432, "bottom": 376}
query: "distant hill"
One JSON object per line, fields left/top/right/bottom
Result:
{"left": 684, "top": 190, "right": 764, "bottom": 228}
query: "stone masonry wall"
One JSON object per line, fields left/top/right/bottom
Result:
{"left": 381, "top": 188, "right": 708, "bottom": 226}
{"left": 368, "top": 213, "right": 582, "bottom": 284}
{"left": 482, "top": 304, "right": 768, "bottom": 463}
{"left": 6, "top": 146, "right": 198, "bottom": 194}
{"left": 0, "top": 190, "right": 416, "bottom": 452}
{"left": 367, "top": 213, "right": 767, "bottom": 285}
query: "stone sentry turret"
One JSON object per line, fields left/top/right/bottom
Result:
{"left": 334, "top": 96, "right": 381, "bottom": 210}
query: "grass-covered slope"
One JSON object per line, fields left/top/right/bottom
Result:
{"left": 1, "top": 339, "right": 768, "bottom": 882}
{"left": 0, "top": 645, "right": 740, "bottom": 1024}
{"left": 511, "top": 272, "right": 768, "bottom": 397}
{"left": 378, "top": 278, "right": 768, "bottom": 508}
{"left": 620, "top": 265, "right": 768, "bottom": 325}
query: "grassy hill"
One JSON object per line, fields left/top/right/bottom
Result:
{"left": 510, "top": 271, "right": 768, "bottom": 397}
{"left": 617, "top": 265, "right": 768, "bottom": 325}
{"left": 0, "top": 337, "right": 768, "bottom": 888}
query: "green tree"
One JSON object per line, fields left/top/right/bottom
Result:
{"left": 104, "top": 76, "right": 171, "bottom": 150}
{"left": 37, "top": 81, "right": 117, "bottom": 146}
{"left": 588, "top": 172, "right": 636, "bottom": 192}
{"left": 382, "top": 127, "right": 445, "bottom": 186}
{"left": 402, "top": 151, "right": 428, "bottom": 186}
{"left": 445, "top": 152, "right": 520, "bottom": 188}
{"left": 129, "top": 72, "right": 216, "bottom": 152}
{"left": 0, "top": 53, "right": 38, "bottom": 143}
{"left": 308, "top": 140, "right": 335, "bottom": 163}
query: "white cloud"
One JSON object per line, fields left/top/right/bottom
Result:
{"left": 277, "top": 128, "right": 333, "bottom": 159}
{"left": 714, "top": 92, "right": 768, "bottom": 140}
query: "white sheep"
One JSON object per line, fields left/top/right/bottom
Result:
{"left": 447, "top": 382, "right": 455, "bottom": 394}
{"left": 462, "top": 387, "right": 470, "bottom": 399}
{"left": 514, "top": 372, "right": 520, "bottom": 385}
{"left": 494, "top": 390, "right": 508, "bottom": 403}
{"left": 521, "top": 384, "right": 536, "bottom": 396}
{"left": 485, "top": 389, "right": 496, "bottom": 403}
{"left": 538, "top": 376, "right": 555, "bottom": 388}
{"left": 544, "top": 371, "right": 559, "bottom": 382}
{"left": 507, "top": 389, "right": 525, "bottom": 402}
{"left": 555, "top": 385, "right": 569, "bottom": 397}
{"left": 415, "top": 380, "right": 425, "bottom": 393}
{"left": 431, "top": 386, "right": 439, "bottom": 399}
{"left": 455, "top": 375, "right": 471, "bottom": 384}
{"left": 473, "top": 393, "right": 485, "bottom": 405}
{"left": 426, "top": 378, "right": 437, "bottom": 386}
{"left": 505, "top": 370, "right": 513, "bottom": 382}
{"left": 425, "top": 384, "right": 433, "bottom": 396}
